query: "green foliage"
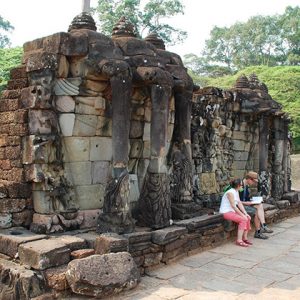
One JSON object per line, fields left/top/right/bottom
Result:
{"left": 202, "top": 66, "right": 300, "bottom": 138}
{"left": 0, "top": 47, "right": 23, "bottom": 92}
{"left": 197, "top": 6, "right": 300, "bottom": 74}
{"left": 94, "top": 0, "right": 187, "bottom": 45}
{"left": 0, "top": 15, "right": 14, "bottom": 48}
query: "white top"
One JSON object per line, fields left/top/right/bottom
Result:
{"left": 219, "top": 188, "right": 240, "bottom": 213}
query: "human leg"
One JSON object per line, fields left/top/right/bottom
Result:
{"left": 223, "top": 212, "right": 250, "bottom": 246}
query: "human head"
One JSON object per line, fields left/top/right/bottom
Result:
{"left": 245, "top": 171, "right": 258, "bottom": 185}
{"left": 230, "top": 178, "right": 243, "bottom": 190}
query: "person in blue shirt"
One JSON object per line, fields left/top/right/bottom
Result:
{"left": 239, "top": 171, "right": 273, "bottom": 239}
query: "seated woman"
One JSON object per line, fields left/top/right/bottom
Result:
{"left": 219, "top": 178, "right": 252, "bottom": 247}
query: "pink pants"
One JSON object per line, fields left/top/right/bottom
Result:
{"left": 223, "top": 212, "right": 251, "bottom": 231}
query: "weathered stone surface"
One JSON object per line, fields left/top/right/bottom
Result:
{"left": 91, "top": 161, "right": 110, "bottom": 184}
{"left": 200, "top": 173, "right": 218, "bottom": 194}
{"left": 73, "top": 114, "right": 97, "bottom": 136}
{"left": 59, "top": 113, "right": 75, "bottom": 136}
{"left": 96, "top": 116, "right": 112, "bottom": 136}
{"left": 151, "top": 226, "right": 188, "bottom": 245}
{"left": 64, "top": 162, "right": 92, "bottom": 185}
{"left": 282, "top": 192, "right": 299, "bottom": 203}
{"left": 76, "top": 231, "right": 99, "bottom": 248}
{"left": 0, "top": 198, "right": 27, "bottom": 213}
{"left": 62, "top": 137, "right": 89, "bottom": 162}
{"left": 77, "top": 210, "right": 101, "bottom": 229}
{"left": 54, "top": 236, "right": 86, "bottom": 251}
{"left": 28, "top": 110, "right": 58, "bottom": 135}
{"left": 71, "top": 248, "right": 95, "bottom": 259}
{"left": 124, "top": 231, "right": 152, "bottom": 244}
{"left": 0, "top": 227, "right": 46, "bottom": 257}
{"left": 12, "top": 209, "right": 33, "bottom": 227}
{"left": 19, "top": 239, "right": 70, "bottom": 270}
{"left": 90, "top": 137, "right": 113, "bottom": 161}
{"left": 0, "top": 258, "right": 46, "bottom": 299}
{"left": 43, "top": 265, "right": 69, "bottom": 291}
{"left": 55, "top": 95, "right": 75, "bottom": 112}
{"left": 0, "top": 213, "right": 12, "bottom": 228}
{"left": 174, "top": 214, "right": 224, "bottom": 232}
{"left": 74, "top": 184, "right": 105, "bottom": 210}
{"left": 95, "top": 233, "right": 129, "bottom": 254}
{"left": 276, "top": 200, "right": 290, "bottom": 209}
{"left": 66, "top": 253, "right": 140, "bottom": 298}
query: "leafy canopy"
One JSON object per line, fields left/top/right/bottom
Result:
{"left": 0, "top": 15, "right": 14, "bottom": 48}
{"left": 94, "top": 0, "right": 187, "bottom": 45}
{"left": 184, "top": 6, "right": 300, "bottom": 77}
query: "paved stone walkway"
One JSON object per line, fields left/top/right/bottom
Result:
{"left": 110, "top": 216, "right": 300, "bottom": 300}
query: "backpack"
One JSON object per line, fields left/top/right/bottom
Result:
{"left": 223, "top": 184, "right": 231, "bottom": 193}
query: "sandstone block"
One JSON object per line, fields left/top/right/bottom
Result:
{"left": 66, "top": 253, "right": 140, "bottom": 298}
{"left": 96, "top": 116, "right": 112, "bottom": 136}
{"left": 62, "top": 137, "right": 89, "bottom": 162}
{"left": 59, "top": 113, "right": 75, "bottom": 136}
{"left": 55, "top": 95, "right": 75, "bottom": 112}
{"left": 12, "top": 209, "right": 33, "bottom": 227}
{"left": 21, "top": 86, "right": 52, "bottom": 109}
{"left": 28, "top": 110, "right": 58, "bottom": 135}
{"left": 143, "top": 122, "right": 151, "bottom": 141}
{"left": 0, "top": 257, "right": 46, "bottom": 299}
{"left": 73, "top": 114, "right": 97, "bottom": 136}
{"left": 71, "top": 249, "right": 95, "bottom": 259}
{"left": 54, "top": 236, "right": 86, "bottom": 251}
{"left": 76, "top": 231, "right": 99, "bottom": 248}
{"left": 77, "top": 209, "right": 101, "bottom": 229}
{"left": 43, "top": 265, "right": 69, "bottom": 291}
{"left": 151, "top": 227, "right": 188, "bottom": 245}
{"left": 90, "top": 137, "right": 112, "bottom": 161}
{"left": 74, "top": 184, "right": 104, "bottom": 210}
{"left": 19, "top": 239, "right": 70, "bottom": 270}
{"left": 26, "top": 51, "right": 59, "bottom": 72}
{"left": 91, "top": 161, "right": 110, "bottom": 184}
{"left": 95, "top": 233, "right": 129, "bottom": 254}
{"left": 64, "top": 162, "right": 92, "bottom": 185}
{"left": 144, "top": 252, "right": 163, "bottom": 267}
{"left": 0, "top": 227, "right": 46, "bottom": 257}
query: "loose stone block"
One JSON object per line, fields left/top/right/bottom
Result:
{"left": 95, "top": 233, "right": 129, "bottom": 254}
{"left": 43, "top": 265, "right": 69, "bottom": 291}
{"left": 76, "top": 231, "right": 99, "bottom": 248}
{"left": 282, "top": 192, "right": 299, "bottom": 203}
{"left": 0, "top": 258, "right": 46, "bottom": 299}
{"left": 0, "top": 227, "right": 46, "bottom": 257}
{"left": 144, "top": 252, "right": 163, "bottom": 267}
{"left": 19, "top": 239, "right": 70, "bottom": 270}
{"left": 71, "top": 249, "right": 95, "bottom": 259}
{"left": 66, "top": 253, "right": 140, "bottom": 298}
{"left": 151, "top": 227, "right": 188, "bottom": 245}
{"left": 54, "top": 236, "right": 86, "bottom": 251}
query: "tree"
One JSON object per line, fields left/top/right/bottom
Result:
{"left": 198, "top": 6, "right": 300, "bottom": 74}
{"left": 0, "top": 15, "right": 14, "bottom": 48}
{"left": 94, "top": 0, "right": 187, "bottom": 45}
{"left": 0, "top": 47, "right": 23, "bottom": 92}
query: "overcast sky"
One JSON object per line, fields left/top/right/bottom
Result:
{"left": 1, "top": 0, "right": 299, "bottom": 57}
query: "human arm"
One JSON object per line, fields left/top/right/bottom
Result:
{"left": 227, "top": 192, "right": 248, "bottom": 219}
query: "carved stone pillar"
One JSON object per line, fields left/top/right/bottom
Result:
{"left": 271, "top": 117, "right": 285, "bottom": 199}
{"left": 138, "top": 84, "right": 172, "bottom": 229}
{"left": 258, "top": 114, "right": 270, "bottom": 197}
{"left": 98, "top": 72, "right": 135, "bottom": 234}
{"left": 283, "top": 117, "right": 292, "bottom": 192}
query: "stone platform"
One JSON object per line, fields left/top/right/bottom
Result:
{"left": 0, "top": 192, "right": 299, "bottom": 299}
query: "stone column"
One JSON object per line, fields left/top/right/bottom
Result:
{"left": 283, "top": 117, "right": 291, "bottom": 192}
{"left": 271, "top": 117, "right": 285, "bottom": 199}
{"left": 138, "top": 84, "right": 172, "bottom": 229}
{"left": 258, "top": 114, "right": 270, "bottom": 197}
{"left": 98, "top": 70, "right": 135, "bottom": 234}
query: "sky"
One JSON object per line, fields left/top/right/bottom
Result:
{"left": 1, "top": 0, "right": 300, "bottom": 57}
